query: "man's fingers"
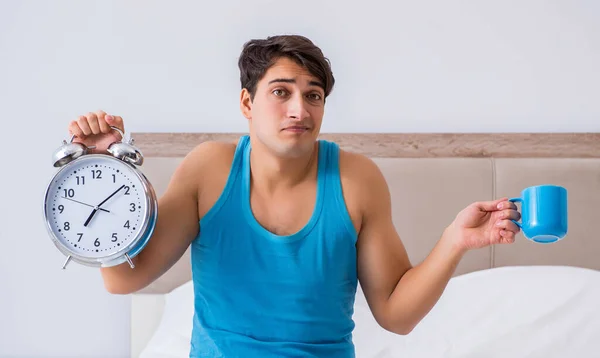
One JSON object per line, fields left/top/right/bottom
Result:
{"left": 76, "top": 115, "right": 92, "bottom": 136}
{"left": 87, "top": 112, "right": 101, "bottom": 134}
{"left": 476, "top": 198, "right": 521, "bottom": 213}
{"left": 106, "top": 115, "right": 125, "bottom": 139}
{"left": 495, "top": 219, "right": 520, "bottom": 234}
{"left": 499, "top": 208, "right": 521, "bottom": 221}
{"left": 498, "top": 229, "right": 516, "bottom": 244}
{"left": 497, "top": 200, "right": 518, "bottom": 210}
{"left": 476, "top": 197, "right": 508, "bottom": 212}
{"left": 96, "top": 110, "right": 112, "bottom": 134}
{"left": 494, "top": 218, "right": 519, "bottom": 244}
{"left": 68, "top": 120, "right": 85, "bottom": 139}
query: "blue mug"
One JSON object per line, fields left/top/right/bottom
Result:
{"left": 509, "top": 185, "right": 568, "bottom": 244}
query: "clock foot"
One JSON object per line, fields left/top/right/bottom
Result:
{"left": 125, "top": 253, "right": 135, "bottom": 269}
{"left": 62, "top": 255, "right": 72, "bottom": 269}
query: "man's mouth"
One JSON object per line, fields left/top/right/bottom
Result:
{"left": 283, "top": 125, "right": 310, "bottom": 133}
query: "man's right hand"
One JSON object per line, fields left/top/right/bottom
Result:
{"left": 68, "top": 110, "right": 125, "bottom": 154}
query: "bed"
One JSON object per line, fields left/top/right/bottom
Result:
{"left": 129, "top": 132, "right": 600, "bottom": 358}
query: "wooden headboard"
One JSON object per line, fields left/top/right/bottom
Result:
{"left": 132, "top": 132, "right": 600, "bottom": 158}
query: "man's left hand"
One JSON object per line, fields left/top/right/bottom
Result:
{"left": 449, "top": 198, "right": 521, "bottom": 252}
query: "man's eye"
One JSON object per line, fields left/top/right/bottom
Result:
{"left": 273, "top": 89, "right": 286, "bottom": 96}
{"left": 308, "top": 93, "right": 322, "bottom": 101}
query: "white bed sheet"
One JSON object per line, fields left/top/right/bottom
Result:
{"left": 140, "top": 265, "right": 600, "bottom": 358}
{"left": 353, "top": 265, "right": 600, "bottom": 357}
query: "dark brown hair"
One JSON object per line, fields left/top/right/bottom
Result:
{"left": 238, "top": 35, "right": 335, "bottom": 101}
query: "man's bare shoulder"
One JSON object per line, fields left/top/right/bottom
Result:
{"left": 180, "top": 139, "right": 238, "bottom": 171}
{"left": 167, "top": 139, "right": 239, "bottom": 194}
{"left": 181, "top": 139, "right": 242, "bottom": 216}
{"left": 338, "top": 149, "right": 387, "bottom": 190}
{"left": 338, "top": 148, "right": 390, "bottom": 230}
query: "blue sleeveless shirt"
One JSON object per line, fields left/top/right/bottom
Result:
{"left": 189, "top": 135, "right": 358, "bottom": 357}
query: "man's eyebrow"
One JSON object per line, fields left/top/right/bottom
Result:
{"left": 309, "top": 80, "right": 325, "bottom": 90}
{"left": 268, "top": 78, "right": 295, "bottom": 84}
{"left": 268, "top": 78, "right": 325, "bottom": 91}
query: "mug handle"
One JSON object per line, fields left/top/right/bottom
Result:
{"left": 508, "top": 197, "right": 523, "bottom": 229}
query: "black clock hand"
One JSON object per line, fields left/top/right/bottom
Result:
{"left": 61, "top": 196, "right": 110, "bottom": 213}
{"left": 97, "top": 184, "right": 126, "bottom": 208}
{"left": 83, "top": 185, "right": 126, "bottom": 227}
{"left": 83, "top": 208, "right": 97, "bottom": 227}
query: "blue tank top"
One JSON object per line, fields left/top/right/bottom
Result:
{"left": 188, "top": 135, "right": 359, "bottom": 357}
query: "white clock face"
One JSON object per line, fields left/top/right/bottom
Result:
{"left": 44, "top": 155, "right": 149, "bottom": 259}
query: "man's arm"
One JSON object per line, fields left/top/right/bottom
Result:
{"left": 100, "top": 142, "right": 217, "bottom": 294}
{"left": 352, "top": 154, "right": 467, "bottom": 335}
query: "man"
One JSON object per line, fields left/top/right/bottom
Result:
{"left": 67, "top": 35, "right": 520, "bottom": 357}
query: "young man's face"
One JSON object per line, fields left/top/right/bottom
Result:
{"left": 241, "top": 56, "right": 325, "bottom": 158}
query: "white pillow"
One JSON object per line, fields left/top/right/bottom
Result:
{"left": 140, "top": 266, "right": 600, "bottom": 358}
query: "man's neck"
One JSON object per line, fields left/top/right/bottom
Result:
{"left": 249, "top": 140, "right": 319, "bottom": 194}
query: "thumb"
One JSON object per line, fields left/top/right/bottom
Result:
{"left": 104, "top": 114, "right": 124, "bottom": 136}
{"left": 476, "top": 197, "right": 508, "bottom": 212}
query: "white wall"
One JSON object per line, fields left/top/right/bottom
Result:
{"left": 1, "top": 0, "right": 598, "bottom": 357}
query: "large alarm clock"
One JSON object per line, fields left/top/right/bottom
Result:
{"left": 43, "top": 126, "right": 158, "bottom": 269}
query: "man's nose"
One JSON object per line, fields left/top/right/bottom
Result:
{"left": 286, "top": 93, "right": 309, "bottom": 119}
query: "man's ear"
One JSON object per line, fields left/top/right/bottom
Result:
{"left": 240, "top": 88, "right": 252, "bottom": 120}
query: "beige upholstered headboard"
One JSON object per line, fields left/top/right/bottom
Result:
{"left": 131, "top": 132, "right": 600, "bottom": 295}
